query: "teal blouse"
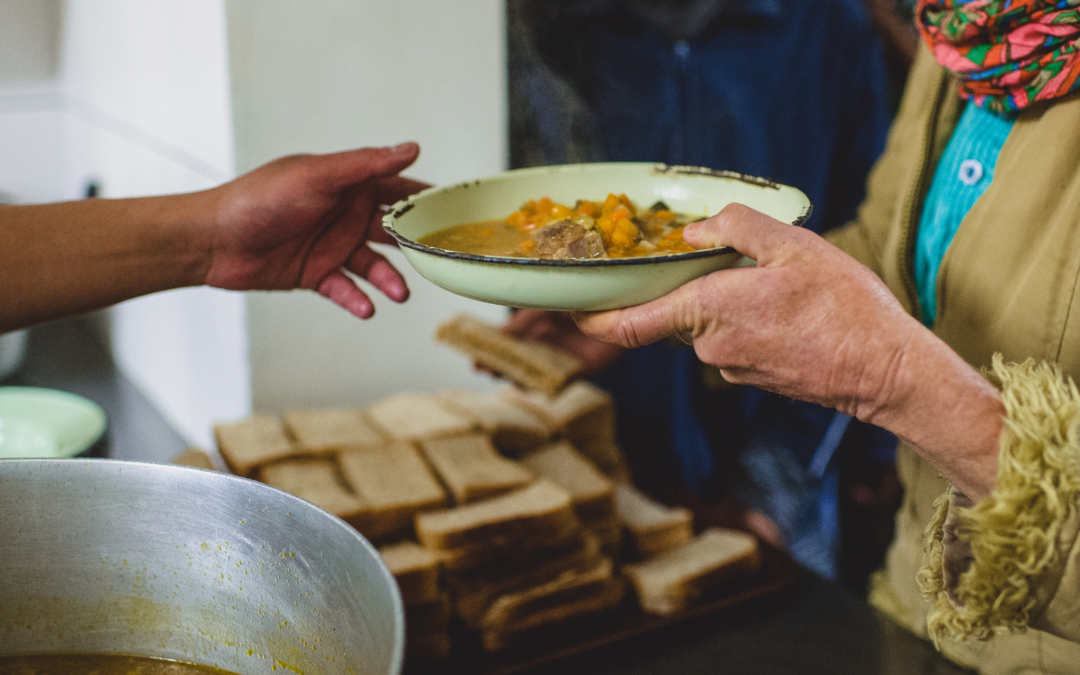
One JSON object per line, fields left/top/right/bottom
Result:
{"left": 914, "top": 103, "right": 1015, "bottom": 327}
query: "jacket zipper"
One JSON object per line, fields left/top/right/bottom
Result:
{"left": 897, "top": 72, "right": 950, "bottom": 323}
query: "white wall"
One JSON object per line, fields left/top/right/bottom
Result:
{"left": 0, "top": 0, "right": 512, "bottom": 442}
{"left": 226, "top": 0, "right": 511, "bottom": 414}
{"left": 0, "top": 0, "right": 249, "bottom": 449}
{"left": 0, "top": 0, "right": 61, "bottom": 86}
{"left": 55, "top": 0, "right": 248, "bottom": 449}
{"left": 0, "top": 0, "right": 64, "bottom": 203}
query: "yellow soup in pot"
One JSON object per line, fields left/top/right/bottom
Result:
{"left": 418, "top": 194, "right": 698, "bottom": 260}
{"left": 0, "top": 653, "right": 242, "bottom": 675}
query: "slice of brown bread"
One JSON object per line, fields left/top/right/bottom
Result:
{"left": 414, "top": 480, "right": 575, "bottom": 551}
{"left": 615, "top": 484, "right": 693, "bottom": 558}
{"left": 451, "top": 532, "right": 603, "bottom": 627}
{"left": 437, "top": 515, "right": 580, "bottom": 571}
{"left": 367, "top": 393, "right": 476, "bottom": 442}
{"left": 378, "top": 540, "right": 444, "bottom": 605}
{"left": 479, "top": 558, "right": 626, "bottom": 652}
{"left": 624, "top": 528, "right": 761, "bottom": 616}
{"left": 436, "top": 313, "right": 582, "bottom": 395}
{"left": 519, "top": 441, "right": 615, "bottom": 522}
{"left": 635, "top": 528, "right": 698, "bottom": 559}
{"left": 500, "top": 381, "right": 614, "bottom": 441}
{"left": 419, "top": 433, "right": 534, "bottom": 504}
{"left": 214, "top": 415, "right": 295, "bottom": 477}
{"left": 437, "top": 390, "right": 551, "bottom": 454}
{"left": 258, "top": 457, "right": 367, "bottom": 526}
{"left": 284, "top": 408, "right": 386, "bottom": 454}
{"left": 339, "top": 442, "right": 449, "bottom": 540}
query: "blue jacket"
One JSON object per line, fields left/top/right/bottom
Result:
{"left": 514, "top": 0, "right": 894, "bottom": 495}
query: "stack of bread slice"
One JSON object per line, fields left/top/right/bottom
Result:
{"left": 378, "top": 541, "right": 452, "bottom": 662}
{"left": 438, "top": 390, "right": 551, "bottom": 454}
{"left": 416, "top": 480, "right": 625, "bottom": 651}
{"left": 520, "top": 440, "right": 621, "bottom": 555}
{"left": 216, "top": 407, "right": 453, "bottom": 544}
{"left": 211, "top": 322, "right": 764, "bottom": 657}
{"left": 419, "top": 433, "right": 533, "bottom": 504}
{"left": 501, "top": 381, "right": 630, "bottom": 481}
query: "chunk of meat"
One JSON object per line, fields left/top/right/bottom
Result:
{"left": 530, "top": 219, "right": 607, "bottom": 260}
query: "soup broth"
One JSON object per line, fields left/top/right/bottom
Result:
{"left": 0, "top": 653, "right": 241, "bottom": 675}
{"left": 418, "top": 194, "right": 698, "bottom": 260}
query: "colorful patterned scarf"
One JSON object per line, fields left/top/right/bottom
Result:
{"left": 916, "top": 0, "right": 1080, "bottom": 113}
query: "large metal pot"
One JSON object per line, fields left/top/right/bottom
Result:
{"left": 0, "top": 459, "right": 404, "bottom": 675}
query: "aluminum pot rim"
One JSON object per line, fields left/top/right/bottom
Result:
{"left": 0, "top": 458, "right": 405, "bottom": 675}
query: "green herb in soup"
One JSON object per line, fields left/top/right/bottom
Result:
{"left": 418, "top": 194, "right": 698, "bottom": 260}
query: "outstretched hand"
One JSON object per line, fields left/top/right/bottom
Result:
{"left": 573, "top": 204, "right": 1004, "bottom": 498}
{"left": 573, "top": 204, "right": 918, "bottom": 419}
{"left": 204, "top": 142, "right": 427, "bottom": 319}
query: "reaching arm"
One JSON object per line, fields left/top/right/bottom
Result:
{"left": 0, "top": 143, "right": 425, "bottom": 334}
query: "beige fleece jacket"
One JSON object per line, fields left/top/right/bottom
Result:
{"left": 826, "top": 47, "right": 1080, "bottom": 674}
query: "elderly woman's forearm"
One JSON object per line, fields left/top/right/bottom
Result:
{"left": 857, "top": 327, "right": 1004, "bottom": 500}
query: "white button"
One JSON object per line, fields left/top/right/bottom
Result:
{"left": 959, "top": 159, "right": 983, "bottom": 186}
{"left": 674, "top": 40, "right": 691, "bottom": 59}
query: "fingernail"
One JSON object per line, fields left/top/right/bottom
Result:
{"left": 391, "top": 142, "right": 416, "bottom": 154}
{"left": 684, "top": 221, "right": 702, "bottom": 237}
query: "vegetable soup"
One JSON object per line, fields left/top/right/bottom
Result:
{"left": 418, "top": 194, "right": 698, "bottom": 260}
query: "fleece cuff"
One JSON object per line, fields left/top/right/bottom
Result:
{"left": 918, "top": 355, "right": 1080, "bottom": 645}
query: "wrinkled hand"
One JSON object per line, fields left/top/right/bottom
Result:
{"left": 573, "top": 204, "right": 924, "bottom": 422}
{"left": 204, "top": 143, "right": 427, "bottom": 319}
{"left": 503, "top": 309, "right": 625, "bottom": 377}
{"left": 574, "top": 204, "right": 1006, "bottom": 499}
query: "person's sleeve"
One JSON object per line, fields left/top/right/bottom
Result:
{"left": 918, "top": 355, "right": 1080, "bottom": 646}
{"left": 825, "top": 47, "right": 946, "bottom": 276}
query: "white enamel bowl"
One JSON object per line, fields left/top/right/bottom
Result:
{"left": 383, "top": 163, "right": 811, "bottom": 311}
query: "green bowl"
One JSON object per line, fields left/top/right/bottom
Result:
{"left": 383, "top": 163, "right": 811, "bottom": 311}
{"left": 0, "top": 387, "right": 107, "bottom": 459}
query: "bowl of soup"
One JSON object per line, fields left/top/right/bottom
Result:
{"left": 0, "top": 459, "right": 404, "bottom": 675}
{"left": 383, "top": 163, "right": 811, "bottom": 311}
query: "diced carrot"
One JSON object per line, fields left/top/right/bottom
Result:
{"left": 519, "top": 239, "right": 535, "bottom": 253}
{"left": 576, "top": 200, "right": 598, "bottom": 218}
{"left": 507, "top": 211, "right": 528, "bottom": 228}
{"left": 611, "top": 218, "right": 639, "bottom": 248}
{"left": 602, "top": 194, "right": 621, "bottom": 215}
{"left": 654, "top": 210, "right": 676, "bottom": 221}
